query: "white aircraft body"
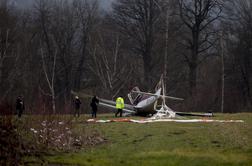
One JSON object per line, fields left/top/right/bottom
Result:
{"left": 73, "top": 77, "right": 212, "bottom": 117}
{"left": 98, "top": 87, "right": 211, "bottom": 117}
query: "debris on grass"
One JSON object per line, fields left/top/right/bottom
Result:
{"left": 27, "top": 118, "right": 104, "bottom": 152}
{"left": 0, "top": 116, "right": 105, "bottom": 165}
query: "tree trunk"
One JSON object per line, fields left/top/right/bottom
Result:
{"left": 143, "top": 50, "right": 152, "bottom": 88}
{"left": 189, "top": 28, "right": 199, "bottom": 96}
{"left": 74, "top": 36, "right": 88, "bottom": 90}
{"left": 0, "top": 60, "right": 2, "bottom": 88}
{"left": 64, "top": 68, "right": 71, "bottom": 101}
{"left": 189, "top": 62, "right": 197, "bottom": 96}
{"left": 220, "top": 32, "right": 225, "bottom": 113}
{"left": 244, "top": 53, "right": 252, "bottom": 107}
{"left": 164, "top": 10, "right": 169, "bottom": 93}
{"left": 52, "top": 89, "right": 56, "bottom": 114}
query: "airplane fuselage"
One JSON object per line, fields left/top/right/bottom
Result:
{"left": 133, "top": 89, "right": 161, "bottom": 115}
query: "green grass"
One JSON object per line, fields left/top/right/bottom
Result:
{"left": 32, "top": 113, "right": 252, "bottom": 165}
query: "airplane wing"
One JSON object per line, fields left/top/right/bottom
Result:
{"left": 175, "top": 112, "right": 213, "bottom": 117}
{"left": 98, "top": 102, "right": 136, "bottom": 114}
{"left": 71, "top": 90, "right": 136, "bottom": 114}
{"left": 99, "top": 99, "right": 136, "bottom": 114}
{"left": 99, "top": 99, "right": 134, "bottom": 109}
{"left": 131, "top": 91, "right": 184, "bottom": 101}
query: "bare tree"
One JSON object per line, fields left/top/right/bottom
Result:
{"left": 220, "top": 31, "right": 225, "bottom": 113}
{"left": 88, "top": 33, "right": 133, "bottom": 99}
{"left": 228, "top": 0, "right": 252, "bottom": 107}
{"left": 50, "top": 0, "right": 78, "bottom": 101}
{"left": 34, "top": 0, "right": 59, "bottom": 113}
{"left": 73, "top": 0, "right": 99, "bottom": 90}
{"left": 112, "top": 0, "right": 164, "bottom": 88}
{"left": 34, "top": 0, "right": 53, "bottom": 60}
{"left": 40, "top": 44, "right": 57, "bottom": 114}
{"left": 0, "top": 1, "right": 19, "bottom": 101}
{"left": 178, "top": 0, "right": 223, "bottom": 95}
{"left": 0, "top": 30, "right": 9, "bottom": 90}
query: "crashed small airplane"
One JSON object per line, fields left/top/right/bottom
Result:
{"left": 73, "top": 76, "right": 213, "bottom": 118}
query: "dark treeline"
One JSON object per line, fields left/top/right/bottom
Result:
{"left": 0, "top": 0, "right": 251, "bottom": 114}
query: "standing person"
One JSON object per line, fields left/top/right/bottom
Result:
{"left": 74, "top": 96, "right": 81, "bottom": 117}
{"left": 115, "top": 96, "right": 124, "bottom": 117}
{"left": 16, "top": 96, "right": 25, "bottom": 118}
{"left": 90, "top": 96, "right": 99, "bottom": 118}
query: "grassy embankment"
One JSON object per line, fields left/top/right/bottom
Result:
{"left": 40, "top": 113, "right": 252, "bottom": 166}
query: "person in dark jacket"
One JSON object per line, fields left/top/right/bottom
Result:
{"left": 74, "top": 96, "right": 81, "bottom": 117}
{"left": 16, "top": 96, "right": 25, "bottom": 118}
{"left": 90, "top": 96, "right": 99, "bottom": 118}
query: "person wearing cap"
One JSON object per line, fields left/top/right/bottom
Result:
{"left": 115, "top": 96, "right": 124, "bottom": 117}
{"left": 74, "top": 96, "right": 81, "bottom": 117}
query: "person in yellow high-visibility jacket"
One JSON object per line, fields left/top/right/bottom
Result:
{"left": 115, "top": 96, "right": 124, "bottom": 117}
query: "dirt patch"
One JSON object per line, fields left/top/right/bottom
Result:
{"left": 0, "top": 116, "right": 105, "bottom": 165}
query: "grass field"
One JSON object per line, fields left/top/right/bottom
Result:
{"left": 33, "top": 113, "right": 252, "bottom": 166}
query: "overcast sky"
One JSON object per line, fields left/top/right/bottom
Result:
{"left": 10, "top": 0, "right": 114, "bottom": 9}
